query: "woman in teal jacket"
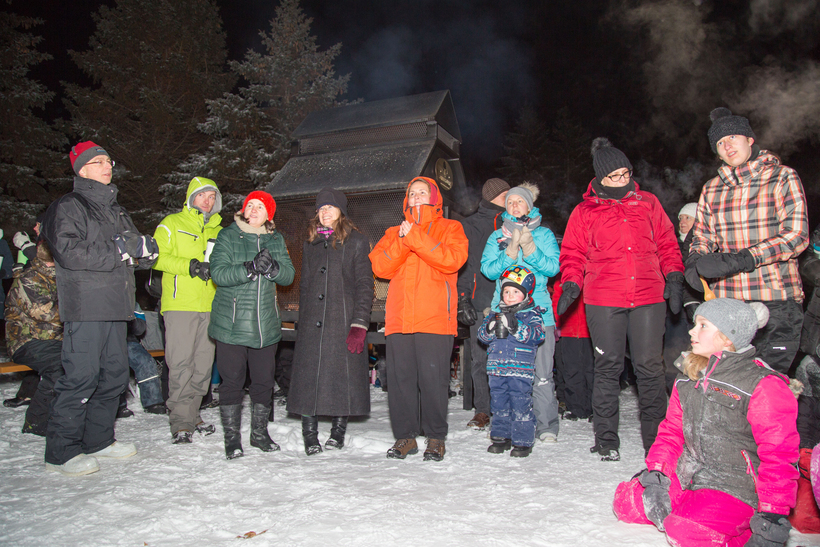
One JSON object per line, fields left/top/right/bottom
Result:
{"left": 209, "top": 191, "right": 294, "bottom": 459}
{"left": 480, "top": 182, "right": 561, "bottom": 443}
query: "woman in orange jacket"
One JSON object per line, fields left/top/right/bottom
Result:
{"left": 369, "top": 177, "right": 468, "bottom": 462}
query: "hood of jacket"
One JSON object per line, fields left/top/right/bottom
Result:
{"left": 403, "top": 176, "right": 444, "bottom": 226}
{"left": 73, "top": 175, "right": 118, "bottom": 207}
{"left": 234, "top": 212, "right": 274, "bottom": 235}
{"left": 717, "top": 149, "right": 780, "bottom": 188}
{"left": 185, "top": 176, "right": 222, "bottom": 220}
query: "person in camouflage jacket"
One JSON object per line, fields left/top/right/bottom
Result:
{"left": 4, "top": 241, "right": 63, "bottom": 436}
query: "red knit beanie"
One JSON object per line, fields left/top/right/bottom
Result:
{"left": 243, "top": 191, "right": 276, "bottom": 221}
{"left": 70, "top": 141, "right": 109, "bottom": 175}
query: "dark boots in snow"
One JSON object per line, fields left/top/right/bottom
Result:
{"left": 250, "top": 403, "right": 280, "bottom": 452}
{"left": 325, "top": 416, "right": 348, "bottom": 450}
{"left": 302, "top": 415, "right": 322, "bottom": 456}
{"left": 220, "top": 404, "right": 243, "bottom": 460}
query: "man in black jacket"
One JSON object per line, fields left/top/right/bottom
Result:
{"left": 41, "top": 141, "right": 158, "bottom": 476}
{"left": 457, "top": 178, "right": 509, "bottom": 429}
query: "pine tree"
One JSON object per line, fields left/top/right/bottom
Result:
{"left": 498, "top": 104, "right": 550, "bottom": 195}
{"left": 167, "top": 0, "right": 351, "bottom": 210}
{"left": 0, "top": 11, "right": 67, "bottom": 235}
{"left": 63, "top": 0, "right": 234, "bottom": 223}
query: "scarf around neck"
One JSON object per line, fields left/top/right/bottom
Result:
{"left": 497, "top": 214, "right": 541, "bottom": 250}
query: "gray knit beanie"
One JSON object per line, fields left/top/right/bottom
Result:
{"left": 591, "top": 137, "right": 633, "bottom": 182}
{"left": 505, "top": 186, "right": 534, "bottom": 212}
{"left": 694, "top": 298, "right": 769, "bottom": 350}
{"left": 707, "top": 107, "right": 756, "bottom": 153}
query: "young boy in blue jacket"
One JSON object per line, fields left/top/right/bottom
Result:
{"left": 478, "top": 265, "right": 546, "bottom": 457}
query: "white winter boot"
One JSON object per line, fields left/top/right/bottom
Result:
{"left": 46, "top": 454, "right": 100, "bottom": 476}
{"left": 90, "top": 441, "right": 137, "bottom": 459}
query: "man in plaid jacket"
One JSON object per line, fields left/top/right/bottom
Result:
{"left": 685, "top": 107, "right": 809, "bottom": 374}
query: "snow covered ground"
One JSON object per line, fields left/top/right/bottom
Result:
{"left": 1, "top": 375, "right": 819, "bottom": 547}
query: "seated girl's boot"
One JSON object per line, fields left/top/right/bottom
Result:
{"left": 220, "top": 404, "right": 243, "bottom": 460}
{"left": 249, "top": 403, "right": 280, "bottom": 452}
{"left": 325, "top": 416, "right": 348, "bottom": 450}
{"left": 302, "top": 415, "right": 322, "bottom": 456}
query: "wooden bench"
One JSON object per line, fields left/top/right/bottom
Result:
{"left": 0, "top": 350, "right": 165, "bottom": 375}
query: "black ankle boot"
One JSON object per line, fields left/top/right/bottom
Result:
{"left": 220, "top": 404, "right": 243, "bottom": 460}
{"left": 250, "top": 402, "right": 280, "bottom": 452}
{"left": 302, "top": 415, "right": 322, "bottom": 455}
{"left": 325, "top": 416, "right": 348, "bottom": 450}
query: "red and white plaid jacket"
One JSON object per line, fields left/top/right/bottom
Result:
{"left": 690, "top": 150, "right": 809, "bottom": 302}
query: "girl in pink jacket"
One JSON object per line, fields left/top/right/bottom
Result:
{"left": 613, "top": 298, "right": 799, "bottom": 547}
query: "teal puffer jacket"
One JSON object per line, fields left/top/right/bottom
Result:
{"left": 208, "top": 214, "right": 295, "bottom": 348}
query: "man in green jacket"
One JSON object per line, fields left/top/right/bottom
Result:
{"left": 153, "top": 177, "right": 223, "bottom": 444}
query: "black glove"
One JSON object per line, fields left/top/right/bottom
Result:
{"left": 244, "top": 248, "right": 274, "bottom": 280}
{"left": 556, "top": 281, "right": 580, "bottom": 316}
{"left": 663, "top": 272, "right": 684, "bottom": 314}
{"left": 696, "top": 249, "right": 756, "bottom": 279}
{"left": 457, "top": 294, "right": 479, "bottom": 326}
{"left": 638, "top": 470, "right": 672, "bottom": 531}
{"left": 684, "top": 252, "right": 704, "bottom": 292}
{"left": 745, "top": 512, "right": 792, "bottom": 547}
{"left": 189, "top": 259, "right": 211, "bottom": 282}
{"left": 493, "top": 313, "right": 510, "bottom": 339}
{"left": 118, "top": 231, "right": 158, "bottom": 259}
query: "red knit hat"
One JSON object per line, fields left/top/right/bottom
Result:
{"left": 243, "top": 191, "right": 276, "bottom": 221}
{"left": 70, "top": 141, "right": 109, "bottom": 175}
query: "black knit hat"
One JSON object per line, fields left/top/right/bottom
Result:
{"left": 482, "top": 178, "right": 510, "bottom": 202}
{"left": 707, "top": 107, "right": 756, "bottom": 153}
{"left": 591, "top": 138, "right": 633, "bottom": 181}
{"left": 315, "top": 187, "right": 348, "bottom": 217}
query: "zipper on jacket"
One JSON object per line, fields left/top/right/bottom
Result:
{"left": 177, "top": 230, "right": 199, "bottom": 240}
{"left": 173, "top": 275, "right": 178, "bottom": 299}
{"left": 256, "top": 236, "right": 263, "bottom": 348}
{"left": 232, "top": 297, "right": 237, "bottom": 323}
{"left": 446, "top": 280, "right": 452, "bottom": 322}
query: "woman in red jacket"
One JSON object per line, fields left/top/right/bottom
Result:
{"left": 557, "top": 138, "right": 684, "bottom": 462}
{"left": 369, "top": 177, "right": 468, "bottom": 462}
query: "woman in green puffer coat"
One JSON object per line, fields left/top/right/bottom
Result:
{"left": 209, "top": 191, "right": 294, "bottom": 459}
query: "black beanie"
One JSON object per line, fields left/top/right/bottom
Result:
{"left": 707, "top": 107, "right": 755, "bottom": 153}
{"left": 315, "top": 187, "right": 348, "bottom": 217}
{"left": 591, "top": 138, "right": 633, "bottom": 181}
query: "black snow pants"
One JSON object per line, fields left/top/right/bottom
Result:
{"left": 12, "top": 339, "right": 64, "bottom": 434}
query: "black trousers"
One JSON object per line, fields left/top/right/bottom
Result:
{"left": 386, "top": 333, "right": 453, "bottom": 440}
{"left": 216, "top": 341, "right": 277, "bottom": 406}
{"left": 45, "top": 321, "right": 129, "bottom": 465}
{"left": 12, "top": 339, "right": 64, "bottom": 433}
{"left": 556, "top": 336, "right": 594, "bottom": 419}
{"left": 586, "top": 303, "right": 667, "bottom": 452}
{"left": 751, "top": 299, "right": 803, "bottom": 374}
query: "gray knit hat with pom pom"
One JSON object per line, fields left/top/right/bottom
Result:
{"left": 591, "top": 138, "right": 633, "bottom": 181}
{"left": 694, "top": 298, "right": 769, "bottom": 350}
{"left": 707, "top": 107, "right": 756, "bottom": 153}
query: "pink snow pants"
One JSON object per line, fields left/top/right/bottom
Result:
{"left": 613, "top": 474, "right": 755, "bottom": 546}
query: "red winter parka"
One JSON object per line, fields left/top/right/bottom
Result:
{"left": 369, "top": 177, "right": 468, "bottom": 336}
{"left": 560, "top": 180, "right": 683, "bottom": 308}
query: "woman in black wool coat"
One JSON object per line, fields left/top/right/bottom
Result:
{"left": 287, "top": 188, "right": 374, "bottom": 455}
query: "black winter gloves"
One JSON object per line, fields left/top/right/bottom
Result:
{"left": 489, "top": 312, "right": 518, "bottom": 339}
{"left": 189, "top": 259, "right": 211, "bottom": 282}
{"left": 638, "top": 470, "right": 672, "bottom": 531}
{"left": 556, "top": 281, "right": 580, "bottom": 316}
{"left": 697, "top": 249, "right": 756, "bottom": 279}
{"left": 745, "top": 512, "right": 792, "bottom": 547}
{"left": 663, "top": 272, "right": 684, "bottom": 314}
{"left": 684, "top": 253, "right": 704, "bottom": 292}
{"left": 244, "top": 248, "right": 279, "bottom": 280}
{"left": 457, "top": 294, "right": 479, "bottom": 326}
{"left": 113, "top": 232, "right": 159, "bottom": 261}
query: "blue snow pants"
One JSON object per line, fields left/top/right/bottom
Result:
{"left": 489, "top": 375, "right": 536, "bottom": 448}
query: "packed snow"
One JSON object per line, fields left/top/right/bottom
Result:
{"left": 1, "top": 375, "right": 819, "bottom": 547}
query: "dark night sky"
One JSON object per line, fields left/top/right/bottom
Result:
{"left": 4, "top": 0, "right": 820, "bottom": 193}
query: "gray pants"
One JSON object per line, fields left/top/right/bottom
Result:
{"left": 533, "top": 326, "right": 559, "bottom": 437}
{"left": 165, "top": 311, "right": 215, "bottom": 434}
{"left": 469, "top": 322, "right": 491, "bottom": 414}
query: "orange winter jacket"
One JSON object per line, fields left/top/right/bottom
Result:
{"left": 370, "top": 177, "right": 468, "bottom": 336}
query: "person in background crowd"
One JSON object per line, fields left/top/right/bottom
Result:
{"left": 456, "top": 177, "right": 510, "bottom": 431}
{"left": 0, "top": 229, "right": 13, "bottom": 318}
{"left": 209, "top": 191, "right": 294, "bottom": 459}
{"left": 552, "top": 273, "right": 593, "bottom": 422}
{"left": 478, "top": 265, "right": 545, "bottom": 457}
{"left": 614, "top": 298, "right": 799, "bottom": 547}
{"left": 481, "top": 182, "right": 561, "bottom": 443}
{"left": 685, "top": 107, "right": 809, "bottom": 375}
{"left": 3, "top": 240, "right": 63, "bottom": 436}
{"left": 125, "top": 306, "right": 166, "bottom": 415}
{"left": 558, "top": 138, "right": 684, "bottom": 462}
{"left": 42, "top": 141, "right": 158, "bottom": 476}
{"left": 12, "top": 212, "right": 45, "bottom": 268}
{"left": 370, "top": 177, "right": 468, "bottom": 462}
{"left": 152, "top": 177, "right": 223, "bottom": 444}
{"left": 288, "top": 188, "right": 374, "bottom": 455}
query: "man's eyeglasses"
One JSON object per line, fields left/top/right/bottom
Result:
{"left": 86, "top": 159, "right": 115, "bottom": 168}
{"left": 607, "top": 170, "right": 632, "bottom": 183}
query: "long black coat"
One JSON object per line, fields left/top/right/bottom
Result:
{"left": 287, "top": 230, "right": 374, "bottom": 416}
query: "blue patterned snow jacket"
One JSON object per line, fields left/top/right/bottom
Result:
{"left": 477, "top": 303, "right": 546, "bottom": 379}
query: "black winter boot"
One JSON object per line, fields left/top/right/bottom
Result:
{"left": 302, "top": 415, "right": 322, "bottom": 456}
{"left": 325, "top": 416, "right": 348, "bottom": 450}
{"left": 220, "top": 404, "right": 243, "bottom": 460}
{"left": 250, "top": 403, "right": 280, "bottom": 452}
